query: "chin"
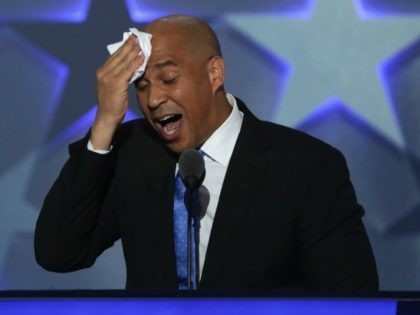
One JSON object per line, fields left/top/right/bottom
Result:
{"left": 166, "top": 143, "right": 187, "bottom": 154}
{"left": 167, "top": 141, "right": 196, "bottom": 154}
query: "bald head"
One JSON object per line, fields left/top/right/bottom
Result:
{"left": 144, "top": 14, "right": 222, "bottom": 60}
{"left": 135, "top": 15, "right": 232, "bottom": 153}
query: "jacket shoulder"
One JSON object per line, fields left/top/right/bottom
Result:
{"left": 237, "top": 97, "right": 341, "bottom": 159}
{"left": 113, "top": 118, "right": 151, "bottom": 145}
{"left": 257, "top": 119, "right": 342, "bottom": 159}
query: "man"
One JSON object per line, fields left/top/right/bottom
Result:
{"left": 35, "top": 15, "right": 379, "bottom": 290}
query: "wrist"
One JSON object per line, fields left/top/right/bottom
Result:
{"left": 90, "top": 117, "right": 119, "bottom": 150}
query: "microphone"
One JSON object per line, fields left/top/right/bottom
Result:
{"left": 178, "top": 149, "right": 205, "bottom": 191}
{"left": 178, "top": 149, "right": 205, "bottom": 290}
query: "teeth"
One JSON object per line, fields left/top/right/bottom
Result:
{"left": 160, "top": 115, "right": 174, "bottom": 123}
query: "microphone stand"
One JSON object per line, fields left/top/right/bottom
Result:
{"left": 185, "top": 189, "right": 196, "bottom": 290}
{"left": 179, "top": 149, "right": 205, "bottom": 290}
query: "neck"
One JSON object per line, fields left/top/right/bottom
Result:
{"left": 214, "top": 91, "right": 233, "bottom": 123}
{"left": 198, "top": 92, "right": 232, "bottom": 148}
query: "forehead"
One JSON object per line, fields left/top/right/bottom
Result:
{"left": 146, "top": 35, "right": 199, "bottom": 76}
{"left": 147, "top": 33, "right": 188, "bottom": 66}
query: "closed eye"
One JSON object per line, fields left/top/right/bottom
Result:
{"left": 163, "top": 78, "right": 176, "bottom": 85}
{"left": 136, "top": 80, "right": 149, "bottom": 90}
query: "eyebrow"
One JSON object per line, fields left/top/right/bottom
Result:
{"left": 154, "top": 60, "right": 178, "bottom": 70}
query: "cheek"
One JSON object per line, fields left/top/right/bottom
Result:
{"left": 135, "top": 91, "right": 143, "bottom": 104}
{"left": 136, "top": 93, "right": 148, "bottom": 112}
{"left": 168, "top": 85, "right": 185, "bottom": 103}
{"left": 137, "top": 104, "right": 147, "bottom": 119}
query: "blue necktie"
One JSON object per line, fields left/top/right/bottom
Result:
{"left": 173, "top": 171, "right": 199, "bottom": 289}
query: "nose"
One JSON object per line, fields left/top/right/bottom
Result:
{"left": 148, "top": 85, "right": 167, "bottom": 110}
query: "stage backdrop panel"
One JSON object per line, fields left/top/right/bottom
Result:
{"left": 1, "top": 0, "right": 420, "bottom": 290}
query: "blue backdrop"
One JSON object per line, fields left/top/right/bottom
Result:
{"left": 1, "top": 0, "right": 420, "bottom": 290}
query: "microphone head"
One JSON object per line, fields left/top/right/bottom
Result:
{"left": 178, "top": 149, "right": 205, "bottom": 190}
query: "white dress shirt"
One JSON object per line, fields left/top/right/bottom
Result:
{"left": 195, "top": 93, "right": 243, "bottom": 277}
{"left": 88, "top": 93, "right": 244, "bottom": 278}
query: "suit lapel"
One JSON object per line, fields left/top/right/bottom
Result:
{"left": 139, "top": 125, "right": 179, "bottom": 287}
{"left": 200, "top": 108, "right": 271, "bottom": 287}
{"left": 152, "top": 149, "right": 178, "bottom": 287}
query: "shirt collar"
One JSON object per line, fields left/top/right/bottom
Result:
{"left": 200, "top": 93, "right": 244, "bottom": 167}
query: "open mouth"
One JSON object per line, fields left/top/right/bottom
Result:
{"left": 157, "top": 114, "right": 183, "bottom": 136}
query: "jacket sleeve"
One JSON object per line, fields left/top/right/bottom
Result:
{"left": 34, "top": 135, "right": 120, "bottom": 272}
{"left": 296, "top": 148, "right": 379, "bottom": 290}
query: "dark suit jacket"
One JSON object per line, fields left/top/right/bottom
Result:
{"left": 35, "top": 99, "right": 378, "bottom": 290}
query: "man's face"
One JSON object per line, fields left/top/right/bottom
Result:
{"left": 135, "top": 31, "right": 217, "bottom": 153}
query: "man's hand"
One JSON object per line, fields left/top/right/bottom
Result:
{"left": 91, "top": 35, "right": 144, "bottom": 150}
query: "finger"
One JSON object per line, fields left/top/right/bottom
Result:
{"left": 110, "top": 55, "right": 144, "bottom": 82}
{"left": 98, "top": 43, "right": 141, "bottom": 83}
{"left": 115, "top": 54, "right": 145, "bottom": 83}
{"left": 105, "top": 45, "right": 144, "bottom": 79}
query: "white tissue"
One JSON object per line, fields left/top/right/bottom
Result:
{"left": 107, "top": 28, "right": 152, "bottom": 83}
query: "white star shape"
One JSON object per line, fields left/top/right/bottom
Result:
{"left": 225, "top": 0, "right": 420, "bottom": 146}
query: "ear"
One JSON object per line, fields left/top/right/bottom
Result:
{"left": 207, "top": 56, "right": 225, "bottom": 93}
